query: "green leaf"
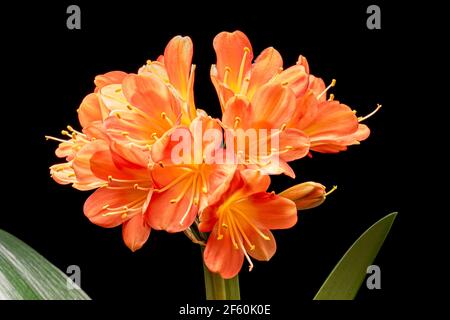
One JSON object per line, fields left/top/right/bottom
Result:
{"left": 0, "top": 229, "right": 90, "bottom": 300}
{"left": 314, "top": 212, "right": 397, "bottom": 300}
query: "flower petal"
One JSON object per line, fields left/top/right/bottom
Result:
{"left": 213, "top": 31, "right": 253, "bottom": 91}
{"left": 235, "top": 192, "right": 298, "bottom": 230}
{"left": 275, "top": 65, "right": 309, "bottom": 98}
{"left": 247, "top": 47, "right": 283, "bottom": 99}
{"left": 147, "top": 166, "right": 197, "bottom": 232}
{"left": 164, "top": 36, "right": 193, "bottom": 100}
{"left": 222, "top": 96, "right": 252, "bottom": 129}
{"left": 72, "top": 140, "right": 109, "bottom": 186}
{"left": 122, "top": 214, "right": 151, "bottom": 252}
{"left": 247, "top": 229, "right": 276, "bottom": 261}
{"left": 302, "top": 100, "right": 359, "bottom": 138}
{"left": 203, "top": 224, "right": 244, "bottom": 279}
{"left": 84, "top": 187, "right": 147, "bottom": 228}
{"left": 78, "top": 93, "right": 104, "bottom": 128}
{"left": 278, "top": 128, "right": 310, "bottom": 162}
{"left": 250, "top": 83, "right": 296, "bottom": 129}
{"left": 122, "top": 74, "right": 181, "bottom": 122}
{"left": 94, "top": 71, "right": 127, "bottom": 91}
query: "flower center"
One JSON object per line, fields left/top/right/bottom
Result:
{"left": 216, "top": 202, "right": 271, "bottom": 272}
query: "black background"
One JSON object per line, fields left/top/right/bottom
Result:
{"left": 1, "top": 0, "right": 424, "bottom": 313}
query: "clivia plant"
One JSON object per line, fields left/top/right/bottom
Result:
{"left": 0, "top": 31, "right": 394, "bottom": 301}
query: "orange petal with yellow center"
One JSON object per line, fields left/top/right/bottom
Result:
{"left": 147, "top": 166, "right": 198, "bottom": 232}
{"left": 122, "top": 74, "right": 181, "bottom": 122}
{"left": 84, "top": 187, "right": 148, "bottom": 228}
{"left": 213, "top": 31, "right": 253, "bottom": 91}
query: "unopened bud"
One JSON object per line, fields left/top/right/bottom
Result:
{"left": 279, "top": 182, "right": 329, "bottom": 210}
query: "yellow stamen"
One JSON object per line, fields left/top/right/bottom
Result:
{"left": 325, "top": 185, "right": 338, "bottom": 197}
{"left": 155, "top": 171, "right": 192, "bottom": 193}
{"left": 358, "top": 104, "right": 382, "bottom": 122}
{"left": 223, "top": 67, "right": 231, "bottom": 85}
{"left": 45, "top": 136, "right": 68, "bottom": 143}
{"left": 226, "top": 215, "right": 240, "bottom": 250}
{"left": 317, "top": 79, "right": 336, "bottom": 100}
{"left": 234, "top": 117, "right": 241, "bottom": 129}
{"left": 237, "top": 47, "right": 250, "bottom": 92}
{"left": 231, "top": 207, "right": 271, "bottom": 240}
{"left": 160, "top": 112, "right": 174, "bottom": 126}
{"left": 229, "top": 212, "right": 255, "bottom": 251}
{"left": 179, "top": 175, "right": 197, "bottom": 225}
{"left": 170, "top": 175, "right": 195, "bottom": 204}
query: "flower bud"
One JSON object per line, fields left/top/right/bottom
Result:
{"left": 279, "top": 182, "right": 333, "bottom": 210}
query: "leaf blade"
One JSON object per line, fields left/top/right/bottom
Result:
{"left": 0, "top": 229, "right": 90, "bottom": 300}
{"left": 314, "top": 212, "right": 398, "bottom": 300}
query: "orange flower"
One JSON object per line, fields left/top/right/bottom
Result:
{"left": 199, "top": 169, "right": 297, "bottom": 279}
{"left": 211, "top": 30, "right": 310, "bottom": 108}
{"left": 103, "top": 73, "right": 182, "bottom": 153}
{"left": 48, "top": 31, "right": 377, "bottom": 259}
{"left": 221, "top": 83, "right": 309, "bottom": 177}
{"left": 215, "top": 30, "right": 375, "bottom": 160}
{"left": 83, "top": 143, "right": 153, "bottom": 252}
{"left": 139, "top": 36, "right": 197, "bottom": 123}
{"left": 146, "top": 113, "right": 236, "bottom": 232}
{"left": 287, "top": 91, "right": 375, "bottom": 153}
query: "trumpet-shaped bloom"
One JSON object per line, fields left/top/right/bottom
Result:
{"left": 139, "top": 36, "right": 197, "bottom": 123}
{"left": 199, "top": 169, "right": 297, "bottom": 278}
{"left": 221, "top": 83, "right": 310, "bottom": 177}
{"left": 104, "top": 73, "right": 182, "bottom": 154}
{"left": 215, "top": 31, "right": 371, "bottom": 160}
{"left": 288, "top": 91, "right": 371, "bottom": 153}
{"left": 83, "top": 144, "right": 153, "bottom": 251}
{"left": 147, "top": 113, "right": 236, "bottom": 232}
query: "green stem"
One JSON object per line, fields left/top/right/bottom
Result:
{"left": 201, "top": 247, "right": 240, "bottom": 300}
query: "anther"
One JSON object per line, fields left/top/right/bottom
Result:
{"left": 317, "top": 79, "right": 336, "bottom": 100}
{"left": 234, "top": 116, "right": 241, "bottom": 129}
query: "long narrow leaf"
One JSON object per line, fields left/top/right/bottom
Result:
{"left": 0, "top": 229, "right": 90, "bottom": 300}
{"left": 314, "top": 212, "right": 398, "bottom": 300}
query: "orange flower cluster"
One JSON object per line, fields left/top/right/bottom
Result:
{"left": 48, "top": 31, "right": 376, "bottom": 278}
